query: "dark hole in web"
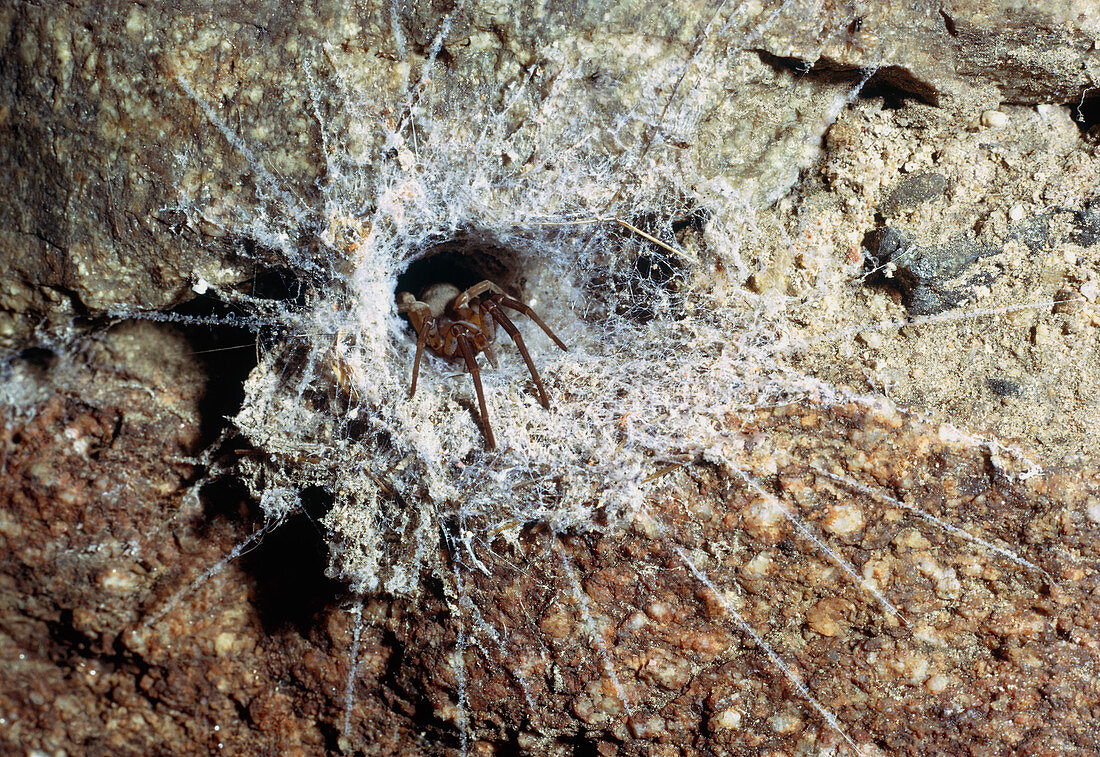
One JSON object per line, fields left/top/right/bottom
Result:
{"left": 240, "top": 485, "right": 342, "bottom": 634}
{"left": 14, "top": 346, "right": 58, "bottom": 372}
{"left": 395, "top": 239, "right": 524, "bottom": 302}
{"left": 243, "top": 266, "right": 308, "bottom": 305}
{"left": 755, "top": 50, "right": 940, "bottom": 108}
{"left": 1073, "top": 90, "right": 1100, "bottom": 137}
{"left": 159, "top": 264, "right": 307, "bottom": 445}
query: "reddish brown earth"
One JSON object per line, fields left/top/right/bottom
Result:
{"left": 2, "top": 323, "right": 1098, "bottom": 754}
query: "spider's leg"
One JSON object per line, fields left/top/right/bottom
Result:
{"left": 496, "top": 296, "right": 568, "bottom": 351}
{"left": 457, "top": 331, "right": 496, "bottom": 450}
{"left": 483, "top": 300, "right": 552, "bottom": 409}
{"left": 408, "top": 317, "right": 430, "bottom": 397}
{"left": 483, "top": 341, "right": 499, "bottom": 369}
{"left": 459, "top": 280, "right": 502, "bottom": 305}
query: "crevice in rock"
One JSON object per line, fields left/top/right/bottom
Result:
{"left": 754, "top": 50, "right": 940, "bottom": 107}
{"left": 1072, "top": 88, "right": 1100, "bottom": 138}
{"left": 240, "top": 485, "right": 341, "bottom": 635}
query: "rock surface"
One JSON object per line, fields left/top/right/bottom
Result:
{"left": 2, "top": 1, "right": 1099, "bottom": 756}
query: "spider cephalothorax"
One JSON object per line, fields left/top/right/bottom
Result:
{"left": 396, "top": 280, "right": 567, "bottom": 449}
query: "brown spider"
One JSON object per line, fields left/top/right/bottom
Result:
{"left": 397, "top": 280, "right": 567, "bottom": 449}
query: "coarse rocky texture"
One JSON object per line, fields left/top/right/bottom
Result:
{"left": 2, "top": 1, "right": 1100, "bottom": 756}
{"left": 4, "top": 348, "right": 1098, "bottom": 754}
{"left": 789, "top": 95, "right": 1100, "bottom": 468}
{"left": 399, "top": 401, "right": 1100, "bottom": 756}
{"left": 0, "top": 323, "right": 347, "bottom": 754}
{"left": 2, "top": 0, "right": 1097, "bottom": 336}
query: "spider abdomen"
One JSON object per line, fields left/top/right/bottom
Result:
{"left": 420, "top": 283, "right": 462, "bottom": 318}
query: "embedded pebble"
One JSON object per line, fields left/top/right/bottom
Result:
{"left": 739, "top": 551, "right": 773, "bottom": 580}
{"left": 1087, "top": 497, "right": 1100, "bottom": 524}
{"left": 806, "top": 597, "right": 850, "bottom": 637}
{"left": 710, "top": 707, "right": 742, "bottom": 730}
{"left": 981, "top": 109, "right": 1008, "bottom": 128}
{"left": 821, "top": 502, "right": 866, "bottom": 536}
